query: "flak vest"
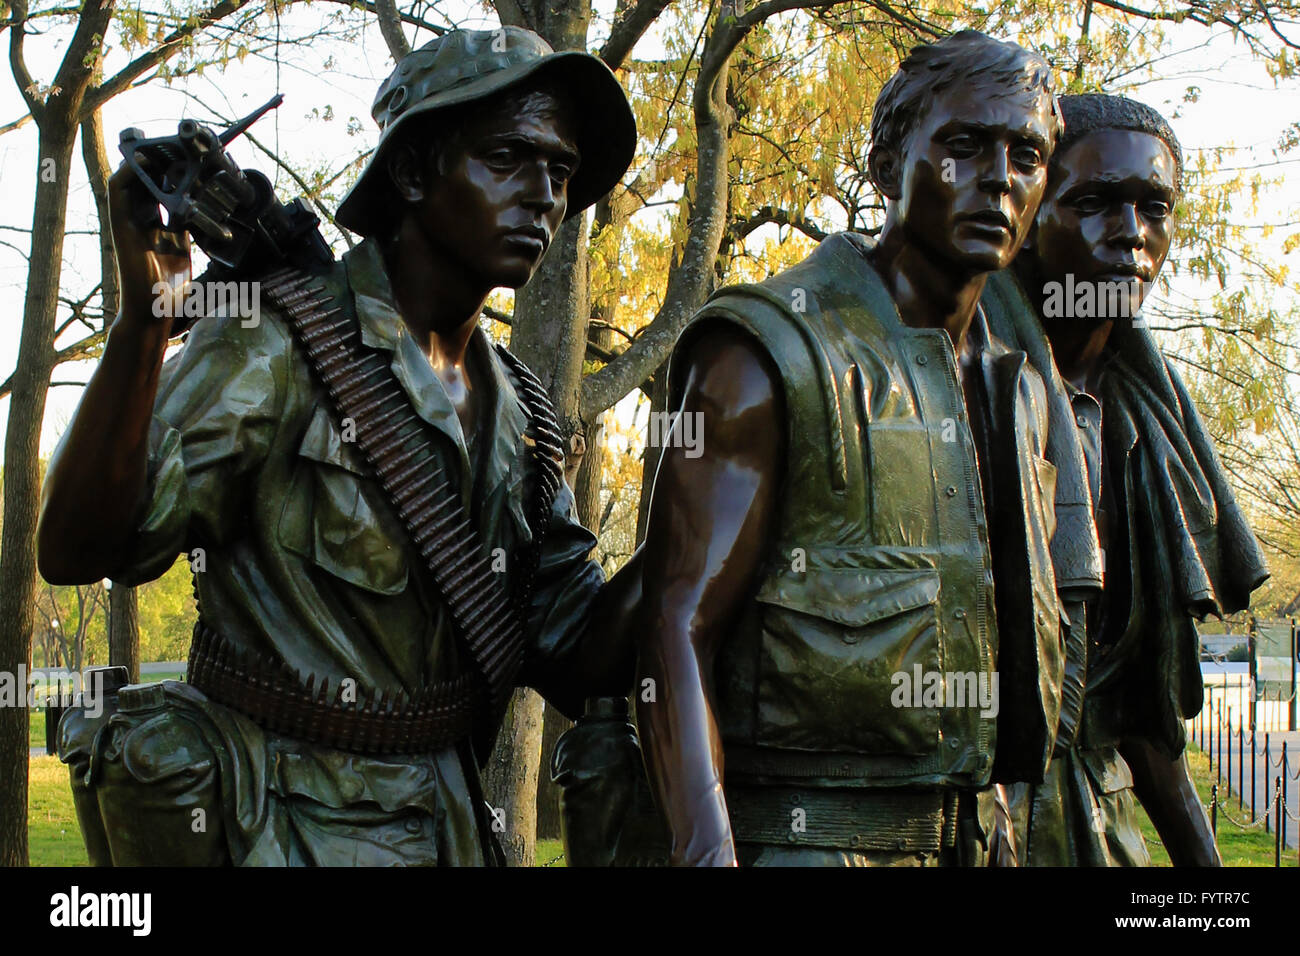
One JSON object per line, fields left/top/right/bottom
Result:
{"left": 668, "top": 233, "right": 1064, "bottom": 794}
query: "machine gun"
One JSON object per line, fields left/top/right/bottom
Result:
{"left": 118, "top": 95, "right": 334, "bottom": 309}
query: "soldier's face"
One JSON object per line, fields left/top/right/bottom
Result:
{"left": 411, "top": 89, "right": 580, "bottom": 290}
{"left": 891, "top": 84, "right": 1054, "bottom": 274}
{"left": 1031, "top": 129, "right": 1177, "bottom": 322}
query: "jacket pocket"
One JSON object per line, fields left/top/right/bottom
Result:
{"left": 752, "top": 566, "right": 943, "bottom": 755}
{"left": 278, "top": 404, "right": 409, "bottom": 595}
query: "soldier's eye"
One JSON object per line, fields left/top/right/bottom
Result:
{"left": 1143, "top": 199, "right": 1172, "bottom": 219}
{"left": 1012, "top": 145, "right": 1043, "bottom": 171}
{"left": 945, "top": 134, "right": 979, "bottom": 157}
{"left": 1071, "top": 194, "right": 1106, "bottom": 215}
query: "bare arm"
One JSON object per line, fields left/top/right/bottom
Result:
{"left": 1121, "top": 736, "right": 1222, "bottom": 866}
{"left": 635, "top": 327, "right": 784, "bottom": 867}
{"left": 37, "top": 164, "right": 189, "bottom": 584}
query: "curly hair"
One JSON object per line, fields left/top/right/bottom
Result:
{"left": 1055, "top": 93, "right": 1184, "bottom": 193}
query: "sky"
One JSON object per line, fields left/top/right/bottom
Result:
{"left": 0, "top": 3, "right": 1297, "bottom": 460}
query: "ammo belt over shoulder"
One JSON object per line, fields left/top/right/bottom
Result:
{"left": 188, "top": 265, "right": 564, "bottom": 756}
{"left": 187, "top": 621, "right": 479, "bottom": 754}
{"left": 726, "top": 785, "right": 960, "bottom": 853}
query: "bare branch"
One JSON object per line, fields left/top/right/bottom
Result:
{"left": 600, "top": 0, "right": 674, "bottom": 70}
{"left": 375, "top": 0, "right": 412, "bottom": 61}
{"left": 86, "top": 0, "right": 254, "bottom": 116}
{"left": 0, "top": 111, "right": 32, "bottom": 136}
{"left": 7, "top": 0, "right": 43, "bottom": 122}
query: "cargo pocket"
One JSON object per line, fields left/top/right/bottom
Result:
{"left": 278, "top": 403, "right": 409, "bottom": 595}
{"left": 753, "top": 565, "right": 943, "bottom": 755}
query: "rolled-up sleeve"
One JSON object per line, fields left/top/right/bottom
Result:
{"left": 110, "top": 312, "right": 291, "bottom": 586}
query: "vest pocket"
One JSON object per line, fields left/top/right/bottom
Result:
{"left": 752, "top": 566, "right": 943, "bottom": 755}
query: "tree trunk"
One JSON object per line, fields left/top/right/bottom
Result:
{"left": 0, "top": 126, "right": 78, "bottom": 867}
{"left": 483, "top": 0, "right": 594, "bottom": 866}
{"left": 81, "top": 106, "right": 141, "bottom": 682}
{"left": 481, "top": 687, "right": 545, "bottom": 866}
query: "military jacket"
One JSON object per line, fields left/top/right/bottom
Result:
{"left": 667, "top": 233, "right": 1064, "bottom": 791}
{"left": 100, "top": 238, "right": 605, "bottom": 864}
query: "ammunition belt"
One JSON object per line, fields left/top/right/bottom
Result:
{"left": 187, "top": 622, "right": 479, "bottom": 754}
{"left": 726, "top": 784, "right": 960, "bottom": 853}
{"left": 257, "top": 266, "right": 564, "bottom": 723}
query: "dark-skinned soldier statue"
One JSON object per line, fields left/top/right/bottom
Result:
{"left": 37, "top": 26, "right": 641, "bottom": 866}
{"left": 982, "top": 93, "right": 1268, "bottom": 866}
{"left": 623, "top": 31, "right": 1079, "bottom": 866}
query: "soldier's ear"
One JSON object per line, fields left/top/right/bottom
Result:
{"left": 387, "top": 142, "right": 426, "bottom": 204}
{"left": 868, "top": 144, "right": 903, "bottom": 201}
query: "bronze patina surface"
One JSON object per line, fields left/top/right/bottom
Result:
{"left": 622, "top": 31, "right": 1069, "bottom": 867}
{"left": 986, "top": 94, "right": 1268, "bottom": 866}
{"left": 38, "top": 27, "right": 640, "bottom": 866}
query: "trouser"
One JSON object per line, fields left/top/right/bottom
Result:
{"left": 58, "top": 679, "right": 491, "bottom": 866}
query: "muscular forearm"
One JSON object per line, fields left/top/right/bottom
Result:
{"left": 38, "top": 314, "right": 171, "bottom": 584}
{"left": 636, "top": 615, "right": 736, "bottom": 867}
{"left": 1121, "top": 737, "right": 1222, "bottom": 866}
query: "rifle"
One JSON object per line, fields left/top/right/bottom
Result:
{"left": 118, "top": 95, "right": 333, "bottom": 332}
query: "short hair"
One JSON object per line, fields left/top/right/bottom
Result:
{"left": 1055, "top": 93, "right": 1184, "bottom": 193}
{"left": 869, "top": 30, "right": 1062, "bottom": 171}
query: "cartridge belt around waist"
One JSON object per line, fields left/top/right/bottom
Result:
{"left": 726, "top": 784, "right": 960, "bottom": 853}
{"left": 186, "top": 620, "right": 482, "bottom": 755}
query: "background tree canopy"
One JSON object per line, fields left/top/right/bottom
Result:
{"left": 2, "top": 0, "right": 1297, "bottom": 865}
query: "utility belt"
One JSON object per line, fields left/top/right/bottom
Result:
{"left": 186, "top": 620, "right": 481, "bottom": 754}
{"left": 726, "top": 784, "right": 966, "bottom": 853}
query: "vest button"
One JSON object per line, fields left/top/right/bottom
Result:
{"left": 945, "top": 485, "right": 958, "bottom": 497}
{"left": 953, "top": 608, "right": 967, "bottom": 620}
{"left": 916, "top": 354, "right": 929, "bottom": 365}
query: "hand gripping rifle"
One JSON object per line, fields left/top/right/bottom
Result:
{"left": 118, "top": 95, "right": 333, "bottom": 327}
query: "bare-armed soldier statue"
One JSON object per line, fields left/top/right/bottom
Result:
{"left": 630, "top": 31, "right": 1073, "bottom": 866}
{"left": 38, "top": 26, "right": 640, "bottom": 866}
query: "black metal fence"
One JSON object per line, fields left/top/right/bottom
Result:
{"left": 1193, "top": 675, "right": 1299, "bottom": 866}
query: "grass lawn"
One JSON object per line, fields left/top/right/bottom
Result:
{"left": 28, "top": 755, "right": 89, "bottom": 867}
{"left": 29, "top": 708, "right": 45, "bottom": 749}
{"left": 1136, "top": 742, "right": 1294, "bottom": 867}
{"left": 28, "top": 739, "right": 1282, "bottom": 868}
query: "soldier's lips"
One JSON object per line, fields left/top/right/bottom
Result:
{"left": 502, "top": 229, "right": 548, "bottom": 256}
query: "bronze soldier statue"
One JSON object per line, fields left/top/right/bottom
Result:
{"left": 984, "top": 93, "right": 1268, "bottom": 865}
{"left": 629, "top": 31, "right": 1073, "bottom": 866}
{"left": 37, "top": 26, "right": 641, "bottom": 866}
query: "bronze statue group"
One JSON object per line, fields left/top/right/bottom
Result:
{"left": 37, "top": 24, "right": 1266, "bottom": 866}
